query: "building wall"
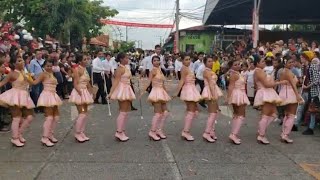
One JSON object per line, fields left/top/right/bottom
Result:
{"left": 179, "top": 31, "right": 215, "bottom": 54}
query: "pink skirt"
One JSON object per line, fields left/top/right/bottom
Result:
{"left": 279, "top": 87, "right": 298, "bottom": 106}
{"left": 254, "top": 88, "right": 282, "bottom": 107}
{"left": 110, "top": 83, "right": 136, "bottom": 101}
{"left": 0, "top": 88, "right": 35, "bottom": 109}
{"left": 202, "top": 85, "right": 223, "bottom": 101}
{"left": 69, "top": 88, "right": 94, "bottom": 105}
{"left": 180, "top": 84, "right": 201, "bottom": 102}
{"left": 228, "top": 89, "right": 250, "bottom": 106}
{"left": 148, "top": 87, "right": 171, "bottom": 103}
{"left": 38, "top": 90, "right": 63, "bottom": 107}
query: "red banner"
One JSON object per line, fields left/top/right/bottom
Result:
{"left": 100, "top": 19, "right": 174, "bottom": 28}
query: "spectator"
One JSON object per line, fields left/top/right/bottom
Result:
{"left": 29, "top": 49, "right": 45, "bottom": 113}
{"left": 0, "top": 56, "right": 11, "bottom": 132}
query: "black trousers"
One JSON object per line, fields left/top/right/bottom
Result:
{"left": 195, "top": 78, "right": 205, "bottom": 94}
{"left": 93, "top": 72, "right": 108, "bottom": 102}
{"left": 177, "top": 71, "right": 182, "bottom": 97}
{"left": 146, "top": 69, "right": 150, "bottom": 77}
{"left": 105, "top": 75, "right": 112, "bottom": 94}
{"left": 56, "top": 83, "right": 65, "bottom": 99}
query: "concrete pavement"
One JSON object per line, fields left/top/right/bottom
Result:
{"left": 0, "top": 79, "right": 320, "bottom": 180}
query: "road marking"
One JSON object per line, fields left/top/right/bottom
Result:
{"left": 300, "top": 163, "right": 320, "bottom": 179}
{"left": 160, "top": 140, "right": 183, "bottom": 180}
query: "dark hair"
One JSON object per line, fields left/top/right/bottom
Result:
{"left": 252, "top": 55, "right": 261, "bottom": 66}
{"left": 152, "top": 55, "right": 160, "bottom": 63}
{"left": 198, "top": 52, "right": 204, "bottom": 56}
{"left": 116, "top": 52, "right": 127, "bottom": 63}
{"left": 154, "top": 45, "right": 161, "bottom": 49}
{"left": 9, "top": 54, "right": 19, "bottom": 70}
{"left": 180, "top": 53, "right": 190, "bottom": 61}
{"left": 75, "top": 53, "right": 84, "bottom": 64}
{"left": 203, "top": 55, "right": 213, "bottom": 65}
{"left": 228, "top": 60, "right": 237, "bottom": 70}
{"left": 312, "top": 40, "right": 319, "bottom": 47}
{"left": 275, "top": 53, "right": 282, "bottom": 58}
{"left": 241, "top": 62, "right": 248, "bottom": 68}
{"left": 59, "top": 53, "right": 66, "bottom": 60}
{"left": 35, "top": 49, "right": 41, "bottom": 54}
{"left": 265, "top": 58, "right": 273, "bottom": 66}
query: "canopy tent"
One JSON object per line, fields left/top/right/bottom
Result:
{"left": 203, "top": 0, "right": 320, "bottom": 25}
{"left": 90, "top": 38, "right": 107, "bottom": 47}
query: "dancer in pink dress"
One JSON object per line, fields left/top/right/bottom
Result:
{"left": 109, "top": 52, "right": 136, "bottom": 142}
{"left": 26, "top": 60, "right": 63, "bottom": 147}
{"left": 141, "top": 55, "right": 171, "bottom": 141}
{"left": 278, "top": 58, "right": 304, "bottom": 143}
{"left": 69, "top": 54, "right": 94, "bottom": 143}
{"left": 0, "top": 54, "right": 35, "bottom": 147}
{"left": 227, "top": 60, "right": 250, "bottom": 145}
{"left": 253, "top": 56, "right": 287, "bottom": 144}
{"left": 174, "top": 54, "right": 201, "bottom": 141}
{"left": 201, "top": 56, "right": 223, "bottom": 143}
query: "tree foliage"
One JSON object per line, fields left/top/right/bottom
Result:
{"left": 271, "top": 25, "right": 282, "bottom": 31}
{"left": 117, "top": 41, "right": 135, "bottom": 53}
{"left": 289, "top": 24, "right": 320, "bottom": 31}
{"left": 0, "top": 0, "right": 118, "bottom": 47}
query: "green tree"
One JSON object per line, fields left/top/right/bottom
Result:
{"left": 117, "top": 41, "right": 135, "bottom": 53}
{"left": 289, "top": 24, "right": 320, "bottom": 31}
{"left": 271, "top": 25, "right": 282, "bottom": 31}
{"left": 0, "top": 0, "right": 118, "bottom": 47}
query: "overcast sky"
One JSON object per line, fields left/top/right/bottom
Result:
{"left": 102, "top": 0, "right": 206, "bottom": 49}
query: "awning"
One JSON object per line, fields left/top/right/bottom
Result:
{"left": 90, "top": 38, "right": 107, "bottom": 47}
{"left": 203, "top": 0, "right": 320, "bottom": 25}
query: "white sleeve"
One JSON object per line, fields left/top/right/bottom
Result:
{"left": 174, "top": 60, "right": 179, "bottom": 72}
{"left": 160, "top": 55, "right": 165, "bottom": 69}
{"left": 92, "top": 58, "right": 104, "bottom": 72}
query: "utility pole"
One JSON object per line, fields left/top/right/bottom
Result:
{"left": 125, "top": 26, "right": 128, "bottom": 42}
{"left": 175, "top": 0, "right": 180, "bottom": 53}
{"left": 156, "top": 36, "right": 163, "bottom": 46}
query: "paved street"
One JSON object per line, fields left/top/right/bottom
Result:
{"left": 0, "top": 79, "right": 320, "bottom": 180}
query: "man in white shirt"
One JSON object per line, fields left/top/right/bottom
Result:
{"left": 145, "top": 53, "right": 153, "bottom": 77}
{"left": 193, "top": 52, "right": 204, "bottom": 73}
{"left": 105, "top": 53, "right": 116, "bottom": 95}
{"left": 151, "top": 45, "right": 165, "bottom": 73}
{"left": 175, "top": 56, "right": 182, "bottom": 80}
{"left": 194, "top": 52, "right": 206, "bottom": 108}
{"left": 110, "top": 56, "right": 118, "bottom": 72}
{"left": 92, "top": 51, "right": 109, "bottom": 104}
{"left": 140, "top": 56, "right": 147, "bottom": 77}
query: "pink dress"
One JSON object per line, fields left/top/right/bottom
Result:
{"left": 110, "top": 65, "right": 136, "bottom": 101}
{"left": 202, "top": 68, "right": 223, "bottom": 101}
{"left": 279, "top": 75, "right": 298, "bottom": 106}
{"left": 180, "top": 69, "right": 201, "bottom": 102}
{"left": 37, "top": 73, "right": 63, "bottom": 107}
{"left": 254, "top": 69, "right": 282, "bottom": 107}
{"left": 148, "top": 68, "right": 171, "bottom": 103}
{"left": 228, "top": 71, "right": 250, "bottom": 105}
{"left": 69, "top": 67, "right": 94, "bottom": 105}
{"left": 0, "top": 70, "right": 35, "bottom": 109}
